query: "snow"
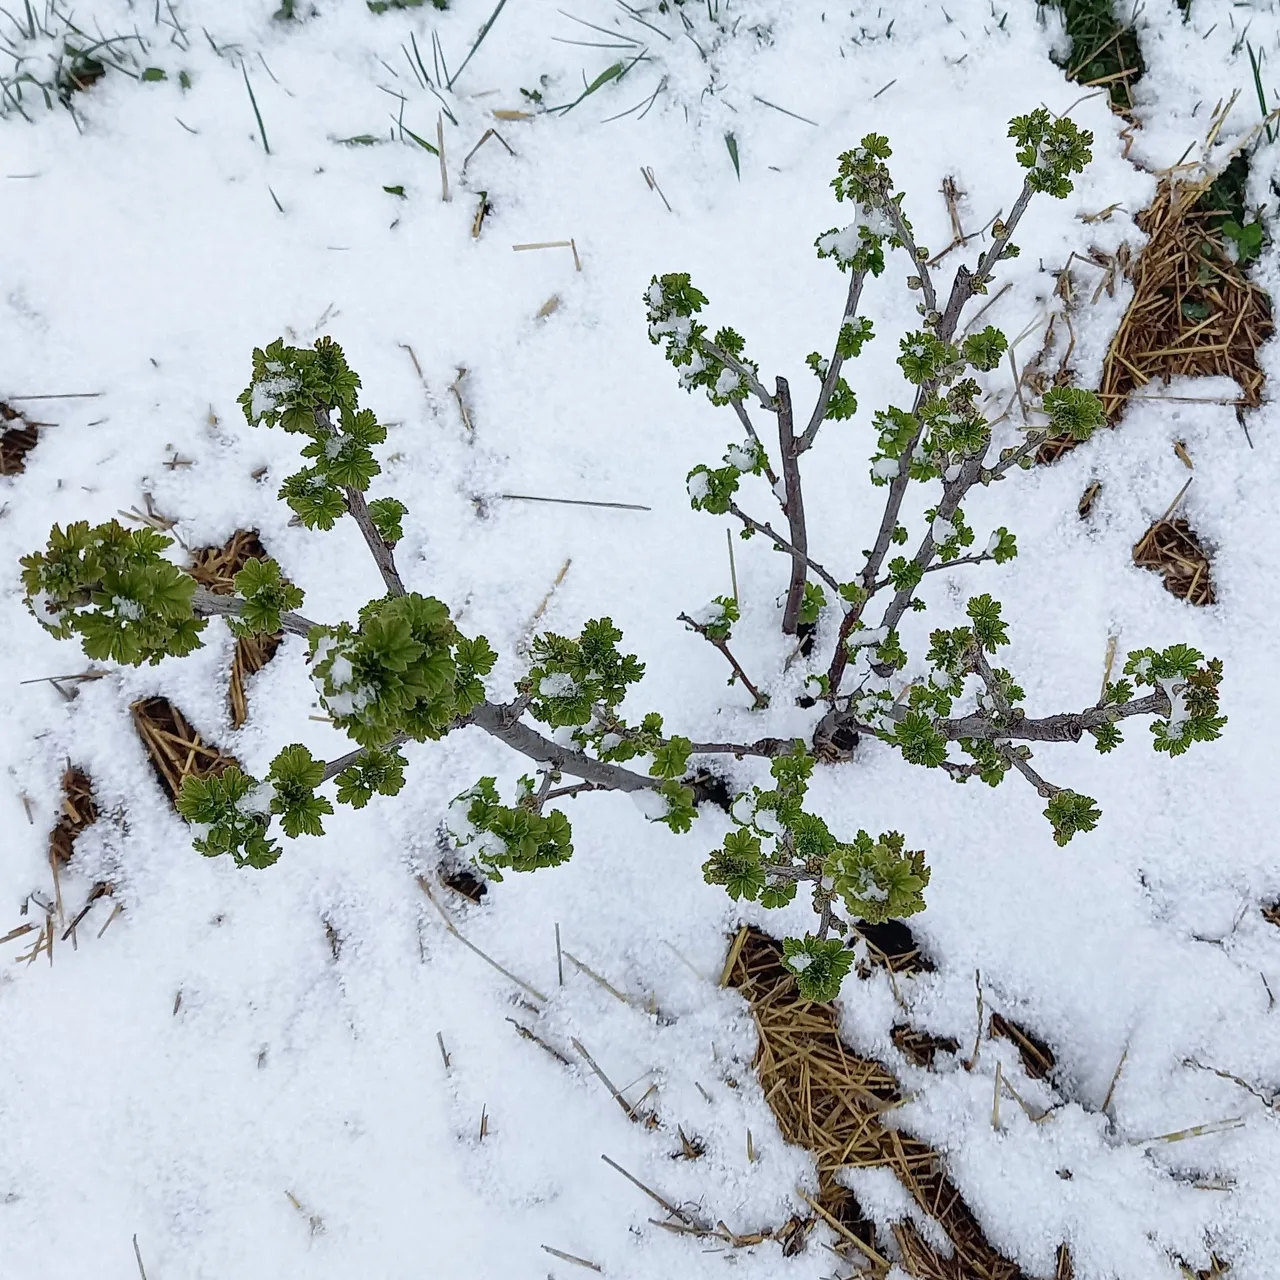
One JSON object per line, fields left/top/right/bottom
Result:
{"left": 539, "top": 672, "right": 578, "bottom": 699}
{"left": 2, "top": 2, "right": 1279, "bottom": 1279}
{"left": 249, "top": 376, "right": 297, "bottom": 423}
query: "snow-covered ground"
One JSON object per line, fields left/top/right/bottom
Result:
{"left": 2, "top": 1, "right": 1279, "bottom": 1276}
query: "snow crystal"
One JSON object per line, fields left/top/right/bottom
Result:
{"left": 599, "top": 732, "right": 623, "bottom": 751}
{"left": 712, "top": 367, "right": 739, "bottom": 398}
{"left": 872, "top": 456, "right": 900, "bottom": 480}
{"left": 112, "top": 596, "right": 144, "bottom": 621}
{"left": 932, "top": 516, "right": 956, "bottom": 545}
{"left": 725, "top": 443, "right": 754, "bottom": 471}
{"left": 985, "top": 530, "right": 1002, "bottom": 555}
{"left": 848, "top": 626, "right": 889, "bottom": 650}
{"left": 772, "top": 477, "right": 788, "bottom": 503}
{"left": 754, "top": 808, "right": 781, "bottom": 836}
{"left": 1156, "top": 675, "right": 1189, "bottom": 730}
{"left": 687, "top": 471, "right": 711, "bottom": 502}
{"left": 249, "top": 375, "right": 296, "bottom": 422}
{"left": 540, "top": 672, "right": 578, "bottom": 698}
{"left": 789, "top": 951, "right": 812, "bottom": 972}
{"left": 29, "top": 590, "right": 60, "bottom": 628}
{"left": 630, "top": 789, "right": 669, "bottom": 821}
{"left": 329, "top": 655, "right": 355, "bottom": 690}
{"left": 241, "top": 782, "right": 277, "bottom": 816}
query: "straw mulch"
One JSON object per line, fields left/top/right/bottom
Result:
{"left": 725, "top": 926, "right": 1032, "bottom": 1280}
{"left": 1133, "top": 516, "right": 1215, "bottom": 607}
{"left": 188, "top": 529, "right": 283, "bottom": 727}
{"left": 49, "top": 767, "right": 99, "bottom": 864}
{"left": 989, "top": 1015, "right": 1055, "bottom": 1082}
{"left": 0, "top": 402, "right": 40, "bottom": 475}
{"left": 1037, "top": 175, "right": 1272, "bottom": 465}
{"left": 131, "top": 697, "right": 239, "bottom": 803}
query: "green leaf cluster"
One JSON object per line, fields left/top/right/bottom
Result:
{"left": 266, "top": 743, "right": 334, "bottom": 837}
{"left": 368, "top": 497, "right": 408, "bottom": 545}
{"left": 686, "top": 595, "right": 739, "bottom": 642}
{"left": 528, "top": 617, "right": 644, "bottom": 728}
{"left": 239, "top": 337, "right": 397, "bottom": 529}
{"left": 449, "top": 777, "right": 573, "bottom": 879}
{"left": 897, "top": 332, "right": 960, "bottom": 386}
{"left": 1124, "top": 645, "right": 1226, "bottom": 756}
{"left": 825, "top": 830, "right": 930, "bottom": 924}
{"left": 1044, "top": 788, "right": 1101, "bottom": 846}
{"left": 1043, "top": 386, "right": 1105, "bottom": 441}
{"left": 961, "top": 326, "right": 1009, "bottom": 372}
{"left": 229, "top": 557, "right": 303, "bottom": 637}
{"left": 645, "top": 275, "right": 760, "bottom": 407}
{"left": 1009, "top": 109, "right": 1093, "bottom": 198}
{"left": 176, "top": 767, "right": 279, "bottom": 869}
{"left": 309, "top": 594, "right": 495, "bottom": 747}
{"left": 781, "top": 936, "right": 855, "bottom": 1003}
{"left": 335, "top": 745, "right": 408, "bottom": 808}
{"left": 831, "top": 133, "right": 894, "bottom": 205}
{"left": 20, "top": 520, "right": 206, "bottom": 666}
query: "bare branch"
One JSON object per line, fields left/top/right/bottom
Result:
{"left": 774, "top": 378, "right": 809, "bottom": 635}
{"left": 726, "top": 503, "right": 841, "bottom": 595}
{"left": 731, "top": 398, "right": 780, "bottom": 490}
{"left": 313, "top": 404, "right": 406, "bottom": 596}
{"left": 678, "top": 613, "right": 769, "bottom": 709}
{"left": 881, "top": 201, "right": 937, "bottom": 316}
{"left": 699, "top": 338, "right": 775, "bottom": 410}
{"left": 191, "top": 587, "right": 321, "bottom": 639}
{"left": 797, "top": 269, "right": 867, "bottom": 454}
{"left": 345, "top": 486, "right": 406, "bottom": 596}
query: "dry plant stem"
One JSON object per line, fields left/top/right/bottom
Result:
{"left": 797, "top": 269, "right": 867, "bottom": 453}
{"left": 678, "top": 613, "right": 769, "bottom": 709}
{"left": 828, "top": 178, "right": 1036, "bottom": 691}
{"left": 774, "top": 378, "right": 809, "bottom": 634}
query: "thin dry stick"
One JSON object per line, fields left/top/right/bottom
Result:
{"left": 719, "top": 925, "right": 750, "bottom": 987}
{"left": 1100, "top": 633, "right": 1119, "bottom": 700}
{"left": 726, "top": 528, "right": 739, "bottom": 605}
{"left": 1128, "top": 1116, "right": 1245, "bottom": 1146}
{"left": 562, "top": 949, "right": 634, "bottom": 1006}
{"left": 572, "top": 1038, "right": 642, "bottom": 1120}
{"left": 795, "top": 1188, "right": 892, "bottom": 1271}
{"left": 500, "top": 493, "right": 651, "bottom": 512}
{"left": 600, "top": 1154, "right": 695, "bottom": 1225}
{"left": 417, "top": 876, "right": 548, "bottom": 1002}
{"left": 540, "top": 1245, "right": 602, "bottom": 1272}
{"left": 992, "top": 1061, "right": 1003, "bottom": 1130}
{"left": 437, "top": 1031, "right": 451, "bottom": 1070}
{"left": 436, "top": 113, "right": 450, "bottom": 201}
{"left": 132, "top": 1234, "right": 148, "bottom": 1280}
{"left": 97, "top": 902, "right": 124, "bottom": 938}
{"left": 964, "top": 970, "right": 984, "bottom": 1071}
{"left": 555, "top": 922, "right": 564, "bottom": 986}
{"left": 641, "top": 165, "right": 673, "bottom": 212}
{"left": 1101, "top": 1045, "right": 1128, "bottom": 1115}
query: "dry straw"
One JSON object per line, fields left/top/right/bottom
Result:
{"left": 725, "top": 926, "right": 1035, "bottom": 1280}
{"left": 130, "top": 697, "right": 239, "bottom": 803}
{"left": 1038, "top": 169, "right": 1272, "bottom": 466}
{"left": 188, "top": 529, "right": 283, "bottom": 726}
